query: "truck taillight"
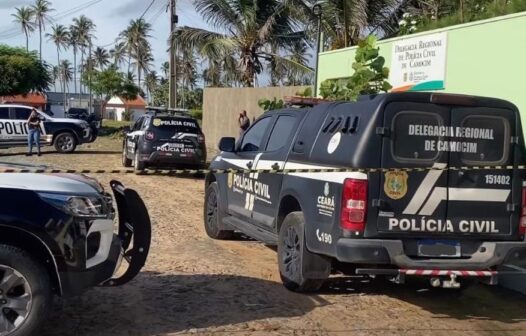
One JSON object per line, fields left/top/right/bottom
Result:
{"left": 340, "top": 178, "right": 367, "bottom": 232}
{"left": 145, "top": 131, "right": 155, "bottom": 141}
{"left": 520, "top": 187, "right": 526, "bottom": 236}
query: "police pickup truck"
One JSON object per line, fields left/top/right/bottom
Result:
{"left": 0, "top": 104, "right": 95, "bottom": 153}
{"left": 0, "top": 164, "right": 151, "bottom": 335}
{"left": 205, "top": 92, "right": 526, "bottom": 292}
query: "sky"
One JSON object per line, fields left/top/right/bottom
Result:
{"left": 0, "top": 0, "right": 210, "bottom": 87}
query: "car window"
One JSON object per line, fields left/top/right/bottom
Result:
{"left": 240, "top": 117, "right": 272, "bottom": 152}
{"left": 14, "top": 108, "right": 31, "bottom": 120}
{"left": 0, "top": 108, "right": 9, "bottom": 119}
{"left": 142, "top": 117, "right": 150, "bottom": 130}
{"left": 149, "top": 117, "right": 200, "bottom": 139}
{"left": 133, "top": 117, "right": 144, "bottom": 131}
{"left": 265, "top": 115, "right": 297, "bottom": 152}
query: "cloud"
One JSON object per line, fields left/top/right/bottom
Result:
{"left": 109, "top": 0, "right": 149, "bottom": 18}
{"left": 0, "top": 0, "right": 32, "bottom": 9}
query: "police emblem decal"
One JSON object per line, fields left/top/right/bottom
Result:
{"left": 327, "top": 132, "right": 341, "bottom": 154}
{"left": 384, "top": 171, "right": 408, "bottom": 200}
{"left": 153, "top": 118, "right": 162, "bottom": 127}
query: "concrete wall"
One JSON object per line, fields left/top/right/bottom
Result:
{"left": 203, "top": 86, "right": 309, "bottom": 155}
{"left": 317, "top": 12, "right": 526, "bottom": 133}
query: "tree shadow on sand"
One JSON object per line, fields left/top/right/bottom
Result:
{"left": 40, "top": 272, "right": 329, "bottom": 336}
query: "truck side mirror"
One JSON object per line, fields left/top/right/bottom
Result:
{"left": 122, "top": 126, "right": 131, "bottom": 133}
{"left": 218, "top": 137, "right": 236, "bottom": 152}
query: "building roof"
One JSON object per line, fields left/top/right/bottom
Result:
{"left": 0, "top": 93, "right": 47, "bottom": 105}
{"left": 106, "top": 95, "right": 146, "bottom": 109}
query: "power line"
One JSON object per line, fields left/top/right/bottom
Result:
{"left": 139, "top": 0, "right": 157, "bottom": 20}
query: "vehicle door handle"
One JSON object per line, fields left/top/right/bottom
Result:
{"left": 246, "top": 161, "right": 253, "bottom": 169}
{"left": 272, "top": 163, "right": 280, "bottom": 170}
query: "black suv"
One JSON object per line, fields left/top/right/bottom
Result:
{"left": 0, "top": 163, "right": 151, "bottom": 335}
{"left": 122, "top": 109, "right": 206, "bottom": 171}
{"left": 0, "top": 105, "right": 95, "bottom": 153}
{"left": 66, "top": 108, "right": 101, "bottom": 141}
{"left": 205, "top": 92, "right": 526, "bottom": 292}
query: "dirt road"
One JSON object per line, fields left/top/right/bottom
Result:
{"left": 2, "top": 139, "right": 526, "bottom": 335}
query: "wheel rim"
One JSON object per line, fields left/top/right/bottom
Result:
{"left": 206, "top": 189, "right": 218, "bottom": 232}
{"left": 57, "top": 135, "right": 74, "bottom": 151}
{"left": 281, "top": 226, "right": 300, "bottom": 279}
{"left": 0, "top": 266, "right": 32, "bottom": 335}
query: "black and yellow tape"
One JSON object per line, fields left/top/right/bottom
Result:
{"left": 0, "top": 165, "right": 524, "bottom": 174}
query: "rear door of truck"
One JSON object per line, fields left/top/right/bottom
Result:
{"left": 447, "top": 107, "right": 516, "bottom": 238}
{"left": 149, "top": 116, "right": 201, "bottom": 160}
{"left": 378, "top": 102, "right": 451, "bottom": 236}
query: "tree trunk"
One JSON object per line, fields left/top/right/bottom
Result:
{"left": 25, "top": 29, "right": 29, "bottom": 52}
{"left": 57, "top": 47, "right": 62, "bottom": 107}
{"left": 39, "top": 22, "right": 42, "bottom": 61}
{"left": 73, "top": 48, "right": 77, "bottom": 94}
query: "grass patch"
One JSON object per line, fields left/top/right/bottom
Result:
{"left": 100, "top": 119, "right": 132, "bottom": 138}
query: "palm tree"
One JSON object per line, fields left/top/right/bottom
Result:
{"left": 161, "top": 61, "right": 169, "bottom": 79}
{"left": 32, "top": 0, "right": 54, "bottom": 60}
{"left": 145, "top": 71, "right": 158, "bottom": 103}
{"left": 51, "top": 65, "right": 59, "bottom": 91}
{"left": 94, "top": 47, "right": 110, "bottom": 70}
{"left": 68, "top": 25, "right": 80, "bottom": 94}
{"left": 177, "top": 0, "right": 312, "bottom": 87}
{"left": 12, "top": 7, "right": 35, "bottom": 52}
{"left": 119, "top": 19, "right": 153, "bottom": 83}
{"left": 110, "top": 42, "right": 127, "bottom": 70}
{"left": 59, "top": 60, "right": 73, "bottom": 111}
{"left": 47, "top": 24, "right": 69, "bottom": 95}
{"left": 132, "top": 46, "right": 153, "bottom": 88}
{"left": 72, "top": 15, "right": 96, "bottom": 94}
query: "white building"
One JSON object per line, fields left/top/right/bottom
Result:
{"left": 104, "top": 96, "right": 146, "bottom": 121}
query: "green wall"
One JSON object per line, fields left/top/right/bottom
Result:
{"left": 317, "top": 12, "right": 526, "bottom": 125}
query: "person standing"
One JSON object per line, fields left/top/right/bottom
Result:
{"left": 27, "top": 109, "right": 42, "bottom": 156}
{"left": 238, "top": 110, "right": 250, "bottom": 137}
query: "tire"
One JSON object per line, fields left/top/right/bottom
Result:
{"left": 54, "top": 132, "right": 77, "bottom": 153}
{"left": 122, "top": 144, "right": 132, "bottom": 167}
{"left": 134, "top": 150, "right": 145, "bottom": 172}
{"left": 278, "top": 212, "right": 331, "bottom": 292}
{"left": 204, "top": 182, "right": 234, "bottom": 240}
{"left": 0, "top": 244, "right": 52, "bottom": 336}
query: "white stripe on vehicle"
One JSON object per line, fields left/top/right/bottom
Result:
{"left": 403, "top": 163, "right": 447, "bottom": 215}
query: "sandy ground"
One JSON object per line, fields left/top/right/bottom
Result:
{"left": 1, "top": 138, "right": 526, "bottom": 336}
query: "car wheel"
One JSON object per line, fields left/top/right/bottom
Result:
{"left": 122, "top": 145, "right": 132, "bottom": 167}
{"left": 204, "top": 182, "right": 234, "bottom": 240}
{"left": 0, "top": 244, "right": 52, "bottom": 336}
{"left": 278, "top": 212, "right": 330, "bottom": 292}
{"left": 54, "top": 132, "right": 77, "bottom": 153}
{"left": 134, "top": 150, "right": 145, "bottom": 172}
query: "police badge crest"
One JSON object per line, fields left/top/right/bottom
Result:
{"left": 384, "top": 171, "right": 408, "bottom": 200}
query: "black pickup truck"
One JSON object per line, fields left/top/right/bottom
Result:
{"left": 0, "top": 164, "right": 151, "bottom": 335}
{"left": 205, "top": 92, "right": 526, "bottom": 292}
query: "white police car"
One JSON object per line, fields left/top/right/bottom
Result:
{"left": 0, "top": 104, "right": 95, "bottom": 153}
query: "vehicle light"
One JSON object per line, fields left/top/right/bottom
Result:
{"left": 38, "top": 193, "right": 107, "bottom": 218}
{"left": 145, "top": 131, "right": 155, "bottom": 141}
{"left": 198, "top": 134, "right": 205, "bottom": 143}
{"left": 340, "top": 178, "right": 367, "bottom": 232}
{"left": 520, "top": 186, "right": 526, "bottom": 236}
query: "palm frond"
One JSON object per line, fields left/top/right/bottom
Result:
{"left": 194, "top": 0, "right": 241, "bottom": 30}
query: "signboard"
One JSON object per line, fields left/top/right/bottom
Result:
{"left": 389, "top": 32, "right": 448, "bottom": 92}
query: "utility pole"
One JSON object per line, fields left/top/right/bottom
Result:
{"left": 169, "top": 0, "right": 178, "bottom": 108}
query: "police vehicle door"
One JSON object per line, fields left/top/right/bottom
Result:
{"left": 225, "top": 116, "right": 273, "bottom": 220}
{"left": 126, "top": 116, "right": 146, "bottom": 154}
{"left": 447, "top": 108, "right": 515, "bottom": 238}
{"left": 378, "top": 102, "right": 450, "bottom": 237}
{"left": 0, "top": 107, "right": 15, "bottom": 146}
{"left": 251, "top": 114, "right": 299, "bottom": 229}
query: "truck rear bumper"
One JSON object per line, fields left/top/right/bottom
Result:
{"left": 335, "top": 238, "right": 526, "bottom": 270}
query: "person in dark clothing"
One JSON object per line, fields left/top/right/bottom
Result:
{"left": 27, "top": 109, "right": 42, "bottom": 156}
{"left": 238, "top": 110, "right": 250, "bottom": 137}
